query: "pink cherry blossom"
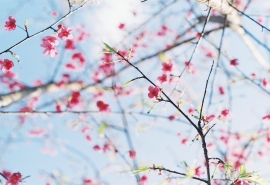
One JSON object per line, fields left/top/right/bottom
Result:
{"left": 194, "top": 166, "right": 205, "bottom": 177}
{"left": 129, "top": 150, "right": 136, "bottom": 160}
{"left": 6, "top": 172, "right": 21, "bottom": 185}
{"left": 230, "top": 59, "right": 239, "bottom": 66}
{"left": 262, "top": 78, "right": 270, "bottom": 89}
{"left": 28, "top": 128, "right": 46, "bottom": 138}
{"left": 188, "top": 108, "right": 195, "bottom": 115}
{"left": 262, "top": 114, "right": 270, "bottom": 124}
{"left": 118, "top": 23, "right": 125, "bottom": 29}
{"left": 40, "top": 36, "right": 59, "bottom": 57}
{"left": 139, "top": 175, "right": 148, "bottom": 185}
{"left": 148, "top": 86, "right": 160, "bottom": 99}
{"left": 56, "top": 104, "right": 62, "bottom": 112}
{"left": 157, "top": 25, "right": 170, "bottom": 37}
{"left": 169, "top": 115, "right": 176, "bottom": 121}
{"left": 86, "top": 135, "right": 92, "bottom": 142}
{"left": 69, "top": 92, "right": 81, "bottom": 108}
{"left": 181, "top": 138, "right": 188, "bottom": 145}
{"left": 162, "top": 62, "right": 173, "bottom": 72}
{"left": 65, "top": 39, "right": 76, "bottom": 50}
{"left": 2, "top": 59, "right": 14, "bottom": 73}
{"left": 93, "top": 145, "right": 101, "bottom": 151}
{"left": 5, "top": 16, "right": 16, "bottom": 31}
{"left": 84, "top": 179, "right": 93, "bottom": 185}
{"left": 58, "top": 24, "right": 73, "bottom": 40}
{"left": 96, "top": 101, "right": 110, "bottom": 112}
{"left": 219, "top": 86, "right": 225, "bottom": 95}
{"left": 73, "top": 52, "right": 86, "bottom": 62}
{"left": 219, "top": 109, "right": 231, "bottom": 121}
{"left": 205, "top": 115, "right": 215, "bottom": 122}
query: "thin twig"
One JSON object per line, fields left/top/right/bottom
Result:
{"left": 227, "top": 1, "right": 270, "bottom": 32}
{"left": 0, "top": 0, "right": 90, "bottom": 56}
{"left": 150, "top": 167, "right": 208, "bottom": 183}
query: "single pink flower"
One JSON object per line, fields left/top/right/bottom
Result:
{"left": 58, "top": 24, "right": 73, "bottom": 40}
{"left": 188, "top": 108, "right": 195, "bottom": 115}
{"left": 219, "top": 86, "right": 225, "bottom": 95}
{"left": 205, "top": 115, "right": 215, "bottom": 122}
{"left": 230, "top": 59, "right": 239, "bottom": 66}
{"left": 56, "top": 104, "right": 62, "bottom": 112}
{"left": 181, "top": 138, "right": 188, "bottom": 145}
{"left": 129, "top": 150, "right": 136, "bottom": 160}
{"left": 72, "top": 52, "right": 86, "bottom": 64}
{"left": 139, "top": 175, "right": 148, "bottom": 185}
{"left": 118, "top": 23, "right": 125, "bottom": 29}
{"left": 65, "top": 39, "right": 76, "bottom": 50}
{"left": 148, "top": 86, "right": 160, "bottom": 99}
{"left": 162, "top": 62, "right": 173, "bottom": 72}
{"left": 84, "top": 179, "right": 93, "bottom": 185}
{"left": 86, "top": 135, "right": 91, "bottom": 142}
{"left": 5, "top": 16, "right": 16, "bottom": 31}
{"left": 262, "top": 78, "right": 270, "bottom": 88}
{"left": 6, "top": 172, "right": 21, "bottom": 185}
{"left": 219, "top": 109, "right": 231, "bottom": 120}
{"left": 40, "top": 36, "right": 59, "bottom": 57}
{"left": 194, "top": 166, "right": 205, "bottom": 177}
{"left": 2, "top": 59, "right": 14, "bottom": 73}
{"left": 28, "top": 128, "right": 46, "bottom": 138}
{"left": 169, "top": 115, "right": 176, "bottom": 121}
{"left": 69, "top": 92, "right": 81, "bottom": 108}
{"left": 96, "top": 101, "right": 110, "bottom": 112}
{"left": 93, "top": 145, "right": 101, "bottom": 151}
{"left": 157, "top": 74, "right": 167, "bottom": 84}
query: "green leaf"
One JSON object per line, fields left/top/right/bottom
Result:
{"left": 239, "top": 164, "right": 246, "bottom": 177}
{"left": 132, "top": 166, "right": 150, "bottom": 175}
{"left": 178, "top": 99, "right": 186, "bottom": 105}
{"left": 102, "top": 42, "right": 117, "bottom": 54}
{"left": 183, "top": 161, "right": 188, "bottom": 168}
{"left": 98, "top": 122, "right": 108, "bottom": 135}
{"left": 122, "top": 80, "right": 133, "bottom": 87}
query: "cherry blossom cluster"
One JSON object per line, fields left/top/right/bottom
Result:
{"left": 41, "top": 24, "right": 73, "bottom": 57}
{"left": 1, "top": 171, "right": 22, "bottom": 185}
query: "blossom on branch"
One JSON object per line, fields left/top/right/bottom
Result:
{"left": 230, "top": 59, "right": 239, "bottom": 66}
{"left": 5, "top": 172, "right": 21, "bottom": 185}
{"left": 5, "top": 16, "right": 16, "bottom": 31}
{"left": 158, "top": 74, "right": 167, "bottom": 84}
{"left": 40, "top": 36, "right": 59, "bottom": 57}
{"left": 96, "top": 101, "right": 110, "bottom": 112}
{"left": 58, "top": 24, "right": 73, "bottom": 40}
{"left": 129, "top": 150, "right": 136, "bottom": 160}
{"left": 162, "top": 62, "right": 173, "bottom": 72}
{"left": 139, "top": 175, "right": 148, "bottom": 185}
{"left": 148, "top": 86, "right": 160, "bottom": 99}
{"left": 219, "top": 109, "right": 231, "bottom": 121}
{"left": 1, "top": 59, "right": 14, "bottom": 73}
{"left": 65, "top": 39, "right": 76, "bottom": 50}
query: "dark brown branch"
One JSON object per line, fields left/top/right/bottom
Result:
{"left": 0, "top": 0, "right": 90, "bottom": 56}
{"left": 150, "top": 167, "right": 208, "bottom": 183}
